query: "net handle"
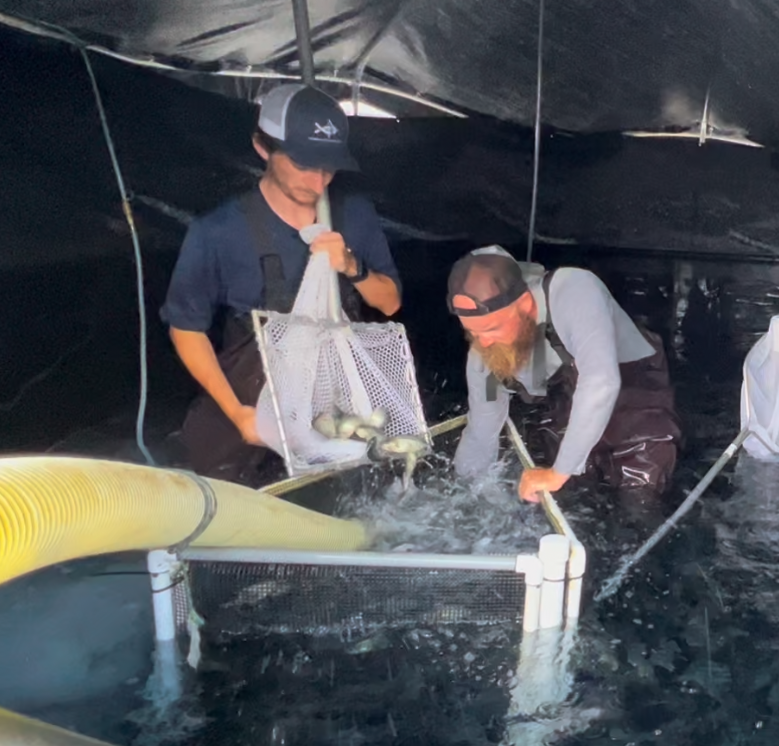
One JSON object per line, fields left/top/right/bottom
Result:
{"left": 316, "top": 189, "right": 342, "bottom": 323}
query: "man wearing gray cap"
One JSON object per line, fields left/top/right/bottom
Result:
{"left": 446, "top": 246, "right": 681, "bottom": 501}
{"left": 161, "top": 84, "right": 401, "bottom": 485}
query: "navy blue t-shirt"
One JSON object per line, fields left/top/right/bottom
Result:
{"left": 160, "top": 187, "right": 401, "bottom": 332}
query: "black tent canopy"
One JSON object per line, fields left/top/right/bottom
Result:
{"left": 0, "top": 0, "right": 777, "bottom": 145}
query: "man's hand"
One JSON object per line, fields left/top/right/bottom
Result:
{"left": 518, "top": 467, "right": 570, "bottom": 502}
{"left": 230, "top": 405, "right": 264, "bottom": 446}
{"left": 310, "top": 231, "right": 359, "bottom": 277}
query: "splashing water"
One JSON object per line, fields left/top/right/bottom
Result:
{"left": 335, "top": 454, "right": 551, "bottom": 555}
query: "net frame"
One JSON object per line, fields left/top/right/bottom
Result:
{"left": 252, "top": 308, "right": 432, "bottom": 478}
{"left": 165, "top": 539, "right": 575, "bottom": 646}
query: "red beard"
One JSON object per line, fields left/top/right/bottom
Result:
{"left": 468, "top": 314, "right": 537, "bottom": 382}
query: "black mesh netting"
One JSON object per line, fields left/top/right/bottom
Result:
{"left": 173, "top": 559, "right": 526, "bottom": 641}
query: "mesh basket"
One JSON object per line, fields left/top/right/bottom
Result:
{"left": 173, "top": 559, "right": 526, "bottom": 642}
{"left": 254, "top": 310, "right": 431, "bottom": 476}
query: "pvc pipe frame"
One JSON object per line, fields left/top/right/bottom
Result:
{"left": 148, "top": 550, "right": 181, "bottom": 642}
{"left": 179, "top": 547, "right": 547, "bottom": 632}
{"left": 173, "top": 531, "right": 567, "bottom": 637}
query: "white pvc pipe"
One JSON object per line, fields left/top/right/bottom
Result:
{"left": 182, "top": 547, "right": 521, "bottom": 572}
{"left": 565, "top": 540, "right": 587, "bottom": 621}
{"left": 515, "top": 554, "right": 543, "bottom": 588}
{"left": 538, "top": 534, "right": 570, "bottom": 629}
{"left": 517, "top": 555, "right": 544, "bottom": 633}
{"left": 147, "top": 550, "right": 179, "bottom": 642}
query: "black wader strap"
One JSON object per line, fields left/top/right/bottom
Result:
{"left": 239, "top": 190, "right": 295, "bottom": 314}
{"left": 542, "top": 270, "right": 574, "bottom": 367}
{"left": 330, "top": 190, "right": 364, "bottom": 322}
{"left": 240, "top": 188, "right": 363, "bottom": 320}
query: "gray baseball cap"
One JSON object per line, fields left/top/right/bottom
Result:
{"left": 258, "top": 84, "right": 359, "bottom": 172}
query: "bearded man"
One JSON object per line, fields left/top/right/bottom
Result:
{"left": 446, "top": 246, "right": 681, "bottom": 501}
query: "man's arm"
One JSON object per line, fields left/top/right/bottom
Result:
{"left": 161, "top": 218, "right": 262, "bottom": 445}
{"left": 169, "top": 328, "right": 263, "bottom": 445}
{"left": 549, "top": 269, "right": 622, "bottom": 476}
{"left": 519, "top": 270, "right": 623, "bottom": 500}
{"left": 337, "top": 193, "right": 403, "bottom": 316}
{"left": 453, "top": 348, "right": 510, "bottom": 477}
{"left": 344, "top": 255, "right": 401, "bottom": 316}
{"left": 309, "top": 231, "right": 400, "bottom": 315}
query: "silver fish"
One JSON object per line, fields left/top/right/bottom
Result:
{"left": 368, "top": 434, "right": 430, "bottom": 491}
{"left": 312, "top": 407, "right": 387, "bottom": 442}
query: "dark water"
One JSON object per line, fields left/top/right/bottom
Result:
{"left": 170, "top": 252, "right": 779, "bottom": 746}
{"left": 4, "top": 24, "right": 779, "bottom": 746}
{"left": 5, "top": 247, "right": 779, "bottom": 746}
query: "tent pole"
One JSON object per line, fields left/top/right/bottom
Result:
{"left": 291, "top": 0, "right": 316, "bottom": 85}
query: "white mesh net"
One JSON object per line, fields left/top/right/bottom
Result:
{"left": 741, "top": 314, "right": 779, "bottom": 460}
{"left": 252, "top": 208, "right": 429, "bottom": 477}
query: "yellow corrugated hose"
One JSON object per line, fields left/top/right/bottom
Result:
{"left": 0, "top": 455, "right": 369, "bottom": 745}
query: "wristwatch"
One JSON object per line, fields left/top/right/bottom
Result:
{"left": 346, "top": 253, "right": 369, "bottom": 284}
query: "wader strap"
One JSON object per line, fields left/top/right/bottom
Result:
{"left": 330, "top": 190, "right": 364, "bottom": 322}
{"left": 541, "top": 270, "right": 574, "bottom": 367}
{"left": 239, "top": 190, "right": 295, "bottom": 313}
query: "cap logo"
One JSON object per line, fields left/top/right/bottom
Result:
{"left": 310, "top": 119, "right": 341, "bottom": 142}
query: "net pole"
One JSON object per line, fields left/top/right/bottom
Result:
{"left": 291, "top": 0, "right": 341, "bottom": 322}
{"left": 505, "top": 417, "right": 586, "bottom": 621}
{"left": 291, "top": 0, "right": 315, "bottom": 85}
{"left": 316, "top": 190, "right": 342, "bottom": 322}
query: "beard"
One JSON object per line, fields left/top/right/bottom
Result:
{"left": 468, "top": 314, "right": 537, "bottom": 383}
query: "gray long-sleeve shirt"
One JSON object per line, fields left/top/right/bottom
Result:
{"left": 453, "top": 267, "right": 654, "bottom": 478}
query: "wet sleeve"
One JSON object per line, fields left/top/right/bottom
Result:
{"left": 453, "top": 348, "right": 510, "bottom": 477}
{"left": 159, "top": 220, "right": 220, "bottom": 332}
{"left": 549, "top": 270, "right": 621, "bottom": 475}
{"left": 345, "top": 195, "right": 402, "bottom": 295}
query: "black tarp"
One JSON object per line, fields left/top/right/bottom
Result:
{"left": 2, "top": 0, "right": 779, "bottom": 145}
{"left": 3, "top": 22, "right": 779, "bottom": 271}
